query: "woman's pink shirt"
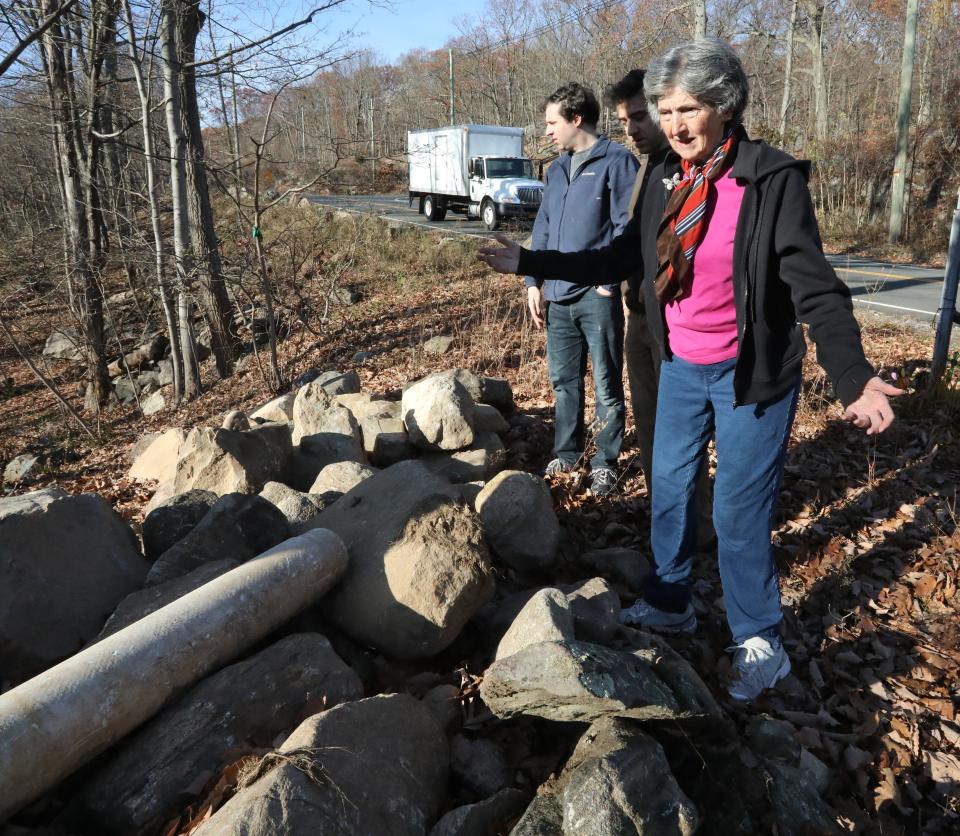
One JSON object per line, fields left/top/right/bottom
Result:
{"left": 664, "top": 173, "right": 745, "bottom": 364}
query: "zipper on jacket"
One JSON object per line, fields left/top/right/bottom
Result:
{"left": 731, "top": 181, "right": 760, "bottom": 407}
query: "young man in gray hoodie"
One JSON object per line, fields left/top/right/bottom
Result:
{"left": 525, "top": 82, "right": 638, "bottom": 496}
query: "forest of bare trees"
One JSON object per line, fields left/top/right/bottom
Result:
{"left": 1, "top": 0, "right": 958, "bottom": 418}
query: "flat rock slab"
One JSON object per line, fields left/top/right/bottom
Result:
{"left": 78, "top": 633, "right": 363, "bottom": 834}
{"left": 194, "top": 694, "right": 448, "bottom": 836}
{"left": 0, "top": 488, "right": 148, "bottom": 681}
{"left": 480, "top": 639, "right": 719, "bottom": 724}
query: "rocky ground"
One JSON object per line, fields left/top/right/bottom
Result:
{"left": 1, "top": 207, "right": 959, "bottom": 834}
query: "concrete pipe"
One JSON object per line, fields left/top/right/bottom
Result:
{"left": 0, "top": 528, "right": 348, "bottom": 822}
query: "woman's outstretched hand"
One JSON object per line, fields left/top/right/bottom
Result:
{"left": 478, "top": 233, "right": 522, "bottom": 274}
{"left": 842, "top": 375, "right": 904, "bottom": 435}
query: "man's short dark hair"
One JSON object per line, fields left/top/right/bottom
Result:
{"left": 605, "top": 69, "right": 646, "bottom": 107}
{"left": 543, "top": 82, "right": 600, "bottom": 127}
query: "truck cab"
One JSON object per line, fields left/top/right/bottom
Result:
{"left": 468, "top": 156, "right": 543, "bottom": 230}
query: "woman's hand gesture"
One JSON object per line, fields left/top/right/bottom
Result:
{"left": 478, "top": 233, "right": 522, "bottom": 275}
{"left": 843, "top": 376, "right": 904, "bottom": 435}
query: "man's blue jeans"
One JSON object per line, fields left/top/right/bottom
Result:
{"left": 545, "top": 290, "right": 625, "bottom": 470}
{"left": 642, "top": 355, "right": 799, "bottom": 643}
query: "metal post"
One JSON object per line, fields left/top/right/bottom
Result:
{"left": 931, "top": 188, "right": 960, "bottom": 386}
{"left": 448, "top": 49, "right": 455, "bottom": 126}
{"left": 369, "top": 95, "right": 375, "bottom": 188}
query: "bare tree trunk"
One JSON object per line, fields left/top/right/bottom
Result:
{"left": 889, "top": 0, "right": 920, "bottom": 244}
{"left": 692, "top": 0, "right": 707, "bottom": 38}
{"left": 174, "top": 0, "right": 239, "bottom": 379}
{"left": 123, "top": 0, "right": 183, "bottom": 401}
{"left": 161, "top": 0, "right": 199, "bottom": 399}
{"left": 778, "top": 0, "right": 799, "bottom": 144}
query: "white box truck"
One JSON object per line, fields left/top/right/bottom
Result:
{"left": 408, "top": 125, "right": 544, "bottom": 230}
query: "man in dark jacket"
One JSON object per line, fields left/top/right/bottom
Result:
{"left": 525, "top": 82, "right": 638, "bottom": 496}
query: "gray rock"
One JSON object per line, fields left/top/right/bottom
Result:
{"left": 558, "top": 716, "right": 699, "bottom": 835}
{"left": 476, "top": 471, "right": 559, "bottom": 571}
{"left": 156, "top": 359, "right": 174, "bottom": 386}
{"left": 303, "top": 460, "right": 495, "bottom": 659}
{"left": 258, "top": 481, "right": 329, "bottom": 528}
{"left": 43, "top": 328, "right": 83, "bottom": 360}
{"left": 334, "top": 392, "right": 399, "bottom": 420}
{"left": 496, "top": 588, "right": 575, "bottom": 661}
{"left": 430, "top": 789, "right": 528, "bottom": 836}
{"left": 359, "top": 414, "right": 416, "bottom": 466}
{"left": 114, "top": 375, "right": 140, "bottom": 403}
{"left": 249, "top": 393, "right": 295, "bottom": 424}
{"left": 422, "top": 431, "right": 506, "bottom": 483}
{"left": 172, "top": 423, "right": 292, "bottom": 496}
{"left": 451, "top": 734, "right": 512, "bottom": 797}
{"left": 2, "top": 454, "right": 40, "bottom": 486}
{"left": 422, "top": 683, "right": 462, "bottom": 733}
{"left": 315, "top": 369, "right": 362, "bottom": 396}
{"left": 578, "top": 547, "right": 650, "bottom": 592}
{"left": 511, "top": 794, "right": 563, "bottom": 835}
{"left": 480, "top": 376, "right": 514, "bottom": 413}
{"left": 95, "top": 559, "right": 238, "bottom": 641}
{"left": 221, "top": 409, "right": 249, "bottom": 431}
{"left": 423, "top": 335, "right": 455, "bottom": 355}
{"left": 290, "top": 430, "right": 367, "bottom": 491}
{"left": 353, "top": 350, "right": 374, "bottom": 362}
{"left": 145, "top": 493, "right": 289, "bottom": 586}
{"left": 480, "top": 640, "right": 719, "bottom": 724}
{"left": 562, "top": 577, "right": 620, "bottom": 644}
{"left": 291, "top": 380, "right": 334, "bottom": 444}
{"left": 309, "top": 460, "right": 376, "bottom": 494}
{"left": 0, "top": 488, "right": 148, "bottom": 681}
{"left": 194, "top": 694, "right": 448, "bottom": 836}
{"left": 78, "top": 634, "right": 363, "bottom": 835}
{"left": 473, "top": 402, "right": 510, "bottom": 435}
{"left": 140, "top": 390, "right": 165, "bottom": 416}
{"left": 141, "top": 488, "right": 219, "bottom": 561}
{"left": 402, "top": 372, "right": 476, "bottom": 451}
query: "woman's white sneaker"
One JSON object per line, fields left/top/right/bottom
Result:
{"left": 618, "top": 599, "right": 697, "bottom": 634}
{"left": 727, "top": 635, "right": 791, "bottom": 702}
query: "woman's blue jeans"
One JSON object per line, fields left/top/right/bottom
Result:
{"left": 545, "top": 290, "right": 625, "bottom": 470}
{"left": 642, "top": 355, "right": 799, "bottom": 643}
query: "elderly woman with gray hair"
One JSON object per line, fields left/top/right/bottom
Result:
{"left": 479, "top": 39, "right": 902, "bottom": 702}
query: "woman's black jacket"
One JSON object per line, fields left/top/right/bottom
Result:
{"left": 517, "top": 131, "right": 876, "bottom": 407}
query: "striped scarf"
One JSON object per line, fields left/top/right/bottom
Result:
{"left": 654, "top": 132, "right": 736, "bottom": 305}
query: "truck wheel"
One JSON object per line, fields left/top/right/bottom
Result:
{"left": 481, "top": 199, "right": 499, "bottom": 231}
{"left": 424, "top": 194, "right": 446, "bottom": 222}
{"left": 417, "top": 196, "right": 425, "bottom": 214}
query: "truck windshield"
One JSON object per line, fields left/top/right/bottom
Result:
{"left": 485, "top": 158, "right": 533, "bottom": 179}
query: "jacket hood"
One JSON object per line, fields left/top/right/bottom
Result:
{"left": 661, "top": 125, "right": 810, "bottom": 184}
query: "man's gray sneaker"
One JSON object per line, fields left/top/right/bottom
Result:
{"left": 618, "top": 599, "right": 697, "bottom": 634}
{"left": 544, "top": 458, "right": 575, "bottom": 477}
{"left": 590, "top": 467, "right": 618, "bottom": 496}
{"left": 727, "top": 635, "right": 791, "bottom": 702}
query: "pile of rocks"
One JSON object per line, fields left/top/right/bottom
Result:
{"left": 0, "top": 366, "right": 837, "bottom": 835}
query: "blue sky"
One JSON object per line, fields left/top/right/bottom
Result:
{"left": 253, "top": 0, "right": 468, "bottom": 63}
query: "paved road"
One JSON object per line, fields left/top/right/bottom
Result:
{"left": 308, "top": 193, "right": 949, "bottom": 325}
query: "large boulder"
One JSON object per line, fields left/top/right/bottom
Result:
{"left": 193, "top": 694, "right": 448, "bottom": 836}
{"left": 43, "top": 328, "right": 83, "bottom": 360}
{"left": 145, "top": 494, "right": 289, "bottom": 586}
{"left": 0, "top": 488, "right": 148, "bottom": 681}
{"left": 314, "top": 369, "right": 361, "bottom": 397}
{"left": 402, "top": 372, "right": 476, "bottom": 451}
{"left": 562, "top": 577, "right": 620, "bottom": 644}
{"left": 480, "top": 639, "right": 721, "bottom": 724}
{"left": 77, "top": 634, "right": 363, "bottom": 834}
{"left": 303, "top": 460, "right": 495, "bottom": 659}
{"left": 450, "top": 734, "right": 512, "bottom": 797}
{"left": 141, "top": 488, "right": 219, "bottom": 561}
{"left": 546, "top": 716, "right": 699, "bottom": 836}
{"left": 292, "top": 381, "right": 362, "bottom": 446}
{"left": 475, "top": 471, "right": 560, "bottom": 571}
{"left": 172, "top": 423, "right": 292, "bottom": 496}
